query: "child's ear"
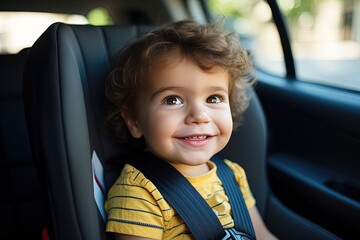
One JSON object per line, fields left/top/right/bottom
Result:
{"left": 121, "top": 111, "right": 143, "bottom": 139}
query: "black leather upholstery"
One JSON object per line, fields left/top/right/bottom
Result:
{"left": 23, "top": 23, "right": 269, "bottom": 240}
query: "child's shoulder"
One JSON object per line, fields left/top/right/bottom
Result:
{"left": 116, "top": 163, "right": 151, "bottom": 187}
{"left": 106, "top": 163, "right": 176, "bottom": 219}
{"left": 107, "top": 163, "right": 162, "bottom": 204}
{"left": 223, "top": 159, "right": 247, "bottom": 177}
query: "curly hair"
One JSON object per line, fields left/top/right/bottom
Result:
{"left": 105, "top": 20, "right": 254, "bottom": 142}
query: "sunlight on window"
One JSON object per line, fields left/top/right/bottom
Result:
{"left": 281, "top": 0, "right": 360, "bottom": 91}
{"left": 282, "top": 0, "right": 360, "bottom": 61}
{"left": 87, "top": 7, "right": 113, "bottom": 26}
{"left": 207, "top": 0, "right": 360, "bottom": 91}
{"left": 208, "top": 0, "right": 285, "bottom": 77}
{"left": 0, "top": 12, "right": 88, "bottom": 53}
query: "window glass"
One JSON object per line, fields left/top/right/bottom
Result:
{"left": 281, "top": 0, "right": 360, "bottom": 91}
{"left": 0, "top": 12, "right": 88, "bottom": 54}
{"left": 87, "top": 7, "right": 113, "bottom": 26}
{"left": 207, "top": 0, "right": 285, "bottom": 77}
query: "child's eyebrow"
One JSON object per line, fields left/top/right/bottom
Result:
{"left": 209, "top": 86, "right": 229, "bottom": 94}
{"left": 151, "top": 86, "right": 183, "bottom": 99}
{"left": 151, "top": 86, "right": 228, "bottom": 99}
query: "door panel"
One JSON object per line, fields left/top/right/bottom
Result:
{"left": 256, "top": 72, "right": 360, "bottom": 238}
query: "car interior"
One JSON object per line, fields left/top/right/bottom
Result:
{"left": 1, "top": 0, "right": 359, "bottom": 239}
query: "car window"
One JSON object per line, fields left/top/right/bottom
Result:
{"left": 207, "top": 0, "right": 360, "bottom": 92}
{"left": 0, "top": 7, "right": 113, "bottom": 54}
{"left": 281, "top": 0, "right": 360, "bottom": 91}
{"left": 0, "top": 12, "right": 89, "bottom": 53}
{"left": 206, "top": 0, "right": 285, "bottom": 77}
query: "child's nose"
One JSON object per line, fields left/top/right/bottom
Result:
{"left": 185, "top": 104, "right": 211, "bottom": 125}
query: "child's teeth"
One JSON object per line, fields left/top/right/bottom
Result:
{"left": 186, "top": 136, "right": 207, "bottom": 140}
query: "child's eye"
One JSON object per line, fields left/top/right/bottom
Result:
{"left": 163, "top": 96, "right": 183, "bottom": 105}
{"left": 207, "top": 95, "right": 223, "bottom": 104}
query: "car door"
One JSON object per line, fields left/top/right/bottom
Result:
{"left": 205, "top": 0, "right": 360, "bottom": 238}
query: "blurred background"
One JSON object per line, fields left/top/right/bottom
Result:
{"left": 0, "top": 0, "right": 359, "bottom": 91}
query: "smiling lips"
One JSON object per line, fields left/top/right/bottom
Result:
{"left": 184, "top": 135, "right": 208, "bottom": 140}
{"left": 176, "top": 135, "right": 213, "bottom": 146}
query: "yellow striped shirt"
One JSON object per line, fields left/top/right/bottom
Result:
{"left": 105, "top": 159, "right": 255, "bottom": 239}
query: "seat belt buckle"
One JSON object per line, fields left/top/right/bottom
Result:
{"left": 222, "top": 228, "right": 256, "bottom": 240}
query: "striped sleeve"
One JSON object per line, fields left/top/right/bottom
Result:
{"left": 224, "top": 160, "right": 256, "bottom": 209}
{"left": 105, "top": 164, "right": 164, "bottom": 239}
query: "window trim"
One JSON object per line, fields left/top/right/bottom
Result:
{"left": 266, "top": 0, "right": 296, "bottom": 79}
{"left": 201, "top": 0, "right": 296, "bottom": 79}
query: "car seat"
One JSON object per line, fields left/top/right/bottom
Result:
{"left": 22, "top": 22, "right": 269, "bottom": 240}
{"left": 0, "top": 48, "right": 46, "bottom": 239}
{"left": 23, "top": 22, "right": 340, "bottom": 240}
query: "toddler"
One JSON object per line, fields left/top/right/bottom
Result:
{"left": 105, "top": 20, "right": 276, "bottom": 240}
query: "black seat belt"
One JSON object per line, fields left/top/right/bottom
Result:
{"left": 132, "top": 152, "right": 224, "bottom": 239}
{"left": 212, "top": 155, "right": 256, "bottom": 239}
{"left": 131, "top": 152, "right": 256, "bottom": 240}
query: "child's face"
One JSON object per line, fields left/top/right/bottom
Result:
{"left": 124, "top": 58, "right": 233, "bottom": 175}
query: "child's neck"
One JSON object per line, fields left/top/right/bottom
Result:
{"left": 169, "top": 162, "right": 210, "bottom": 177}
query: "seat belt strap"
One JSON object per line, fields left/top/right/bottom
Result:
{"left": 131, "top": 152, "right": 256, "bottom": 239}
{"left": 212, "top": 156, "right": 256, "bottom": 239}
{"left": 131, "top": 152, "right": 225, "bottom": 240}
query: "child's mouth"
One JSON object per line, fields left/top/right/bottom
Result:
{"left": 176, "top": 135, "right": 213, "bottom": 147}
{"left": 184, "top": 136, "right": 208, "bottom": 140}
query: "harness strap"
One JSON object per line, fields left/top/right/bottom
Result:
{"left": 131, "top": 152, "right": 256, "bottom": 239}
{"left": 132, "top": 152, "right": 224, "bottom": 240}
{"left": 212, "top": 156, "right": 256, "bottom": 239}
